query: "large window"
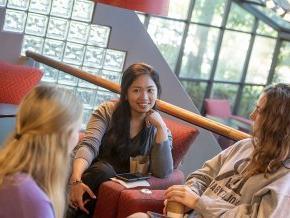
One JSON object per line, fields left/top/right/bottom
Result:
{"left": 145, "top": 0, "right": 288, "bottom": 116}
{"left": 147, "top": 17, "right": 185, "bottom": 71}
{"left": 180, "top": 25, "right": 220, "bottom": 80}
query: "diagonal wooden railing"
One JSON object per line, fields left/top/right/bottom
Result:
{"left": 25, "top": 51, "right": 251, "bottom": 141}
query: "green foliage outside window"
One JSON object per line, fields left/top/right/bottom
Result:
{"left": 226, "top": 2, "right": 255, "bottom": 32}
{"left": 210, "top": 83, "right": 239, "bottom": 107}
{"left": 273, "top": 41, "right": 290, "bottom": 83}
{"left": 180, "top": 80, "right": 207, "bottom": 110}
{"left": 238, "top": 85, "right": 264, "bottom": 117}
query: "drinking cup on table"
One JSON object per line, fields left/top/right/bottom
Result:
{"left": 166, "top": 201, "right": 185, "bottom": 218}
{"left": 130, "top": 157, "right": 138, "bottom": 173}
{"left": 137, "top": 156, "right": 149, "bottom": 175}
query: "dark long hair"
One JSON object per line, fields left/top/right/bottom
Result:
{"left": 245, "top": 83, "right": 290, "bottom": 177}
{"left": 103, "top": 63, "right": 161, "bottom": 161}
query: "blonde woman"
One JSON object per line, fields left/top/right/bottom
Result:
{"left": 0, "top": 85, "right": 83, "bottom": 218}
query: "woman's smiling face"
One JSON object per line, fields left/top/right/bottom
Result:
{"left": 127, "top": 74, "right": 158, "bottom": 115}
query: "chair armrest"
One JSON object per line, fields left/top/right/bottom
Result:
{"left": 94, "top": 181, "right": 127, "bottom": 218}
{"left": 230, "top": 115, "right": 253, "bottom": 126}
{"left": 118, "top": 189, "right": 165, "bottom": 218}
{"left": 148, "top": 169, "right": 184, "bottom": 189}
{"left": 94, "top": 169, "right": 184, "bottom": 218}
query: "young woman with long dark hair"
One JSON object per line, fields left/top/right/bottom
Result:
{"left": 67, "top": 63, "right": 173, "bottom": 217}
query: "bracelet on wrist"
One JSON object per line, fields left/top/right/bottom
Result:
{"left": 69, "top": 179, "right": 83, "bottom": 186}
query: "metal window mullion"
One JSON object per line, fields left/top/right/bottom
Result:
{"left": 266, "top": 35, "right": 282, "bottom": 85}
{"left": 200, "top": 0, "right": 232, "bottom": 114}
{"left": 174, "top": 0, "right": 196, "bottom": 76}
{"left": 233, "top": 17, "right": 258, "bottom": 115}
{"left": 143, "top": 13, "right": 150, "bottom": 30}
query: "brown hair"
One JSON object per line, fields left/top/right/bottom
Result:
{"left": 245, "top": 83, "right": 290, "bottom": 177}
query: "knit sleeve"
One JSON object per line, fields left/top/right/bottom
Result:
{"left": 74, "top": 101, "right": 116, "bottom": 165}
{"left": 150, "top": 128, "right": 173, "bottom": 178}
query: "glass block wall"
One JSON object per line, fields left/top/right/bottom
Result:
{"left": 0, "top": 0, "right": 126, "bottom": 128}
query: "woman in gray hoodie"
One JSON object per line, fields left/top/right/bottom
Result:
{"left": 131, "top": 83, "right": 290, "bottom": 218}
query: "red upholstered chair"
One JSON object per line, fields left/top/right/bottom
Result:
{"left": 0, "top": 60, "right": 43, "bottom": 105}
{"left": 93, "top": 118, "right": 199, "bottom": 218}
{"left": 204, "top": 98, "right": 252, "bottom": 126}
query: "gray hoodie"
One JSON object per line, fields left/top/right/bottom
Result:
{"left": 186, "top": 138, "right": 290, "bottom": 218}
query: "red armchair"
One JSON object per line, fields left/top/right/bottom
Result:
{"left": 93, "top": 118, "right": 199, "bottom": 218}
{"left": 204, "top": 99, "right": 252, "bottom": 126}
{"left": 0, "top": 60, "right": 43, "bottom": 105}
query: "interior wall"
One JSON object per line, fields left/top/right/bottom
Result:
{"left": 0, "top": 8, "right": 23, "bottom": 63}
{"left": 0, "top": 4, "right": 221, "bottom": 176}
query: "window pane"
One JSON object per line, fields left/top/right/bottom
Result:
{"left": 4, "top": 9, "right": 27, "bottom": 33}
{"left": 246, "top": 36, "right": 276, "bottom": 84}
{"left": 63, "top": 42, "right": 85, "bottom": 65}
{"left": 103, "top": 49, "right": 126, "bottom": 72}
{"left": 210, "top": 83, "right": 239, "bottom": 106}
{"left": 180, "top": 80, "right": 207, "bottom": 110}
{"left": 191, "top": 0, "right": 227, "bottom": 27}
{"left": 47, "top": 17, "right": 69, "bottom": 40}
{"left": 256, "top": 21, "right": 278, "bottom": 37}
{"left": 67, "top": 21, "right": 90, "bottom": 44}
{"left": 95, "top": 90, "right": 118, "bottom": 106}
{"left": 226, "top": 2, "right": 255, "bottom": 32}
{"left": 76, "top": 87, "right": 96, "bottom": 109}
{"left": 71, "top": 0, "right": 94, "bottom": 22}
{"left": 167, "top": 0, "right": 191, "bottom": 19}
{"left": 101, "top": 69, "right": 122, "bottom": 84}
{"left": 25, "top": 13, "right": 48, "bottom": 37}
{"left": 215, "top": 30, "right": 251, "bottom": 82}
{"left": 42, "top": 39, "right": 65, "bottom": 61}
{"left": 83, "top": 46, "right": 105, "bottom": 68}
{"left": 180, "top": 24, "right": 219, "bottom": 79}
{"left": 58, "top": 70, "right": 79, "bottom": 86}
{"left": 148, "top": 17, "right": 185, "bottom": 71}
{"left": 238, "top": 85, "right": 264, "bottom": 117}
{"left": 273, "top": 41, "right": 290, "bottom": 83}
{"left": 7, "top": 0, "right": 29, "bottom": 10}
{"left": 80, "top": 67, "right": 101, "bottom": 88}
{"left": 21, "top": 35, "right": 44, "bottom": 55}
{"left": 29, "top": 0, "right": 51, "bottom": 15}
{"left": 50, "top": 0, "right": 74, "bottom": 18}
{"left": 40, "top": 64, "right": 59, "bottom": 83}
{"left": 87, "top": 25, "right": 110, "bottom": 47}
{"left": 82, "top": 109, "right": 92, "bottom": 128}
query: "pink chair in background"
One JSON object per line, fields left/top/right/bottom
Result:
{"left": 204, "top": 98, "right": 252, "bottom": 126}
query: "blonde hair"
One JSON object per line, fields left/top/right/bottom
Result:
{"left": 0, "top": 85, "right": 83, "bottom": 218}
{"left": 245, "top": 83, "right": 290, "bottom": 177}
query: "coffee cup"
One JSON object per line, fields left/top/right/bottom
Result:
{"left": 166, "top": 201, "right": 184, "bottom": 218}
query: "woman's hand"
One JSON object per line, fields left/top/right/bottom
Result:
{"left": 69, "top": 182, "right": 96, "bottom": 214}
{"left": 145, "top": 110, "right": 168, "bottom": 144}
{"left": 145, "top": 110, "right": 166, "bottom": 129}
{"left": 164, "top": 185, "right": 199, "bottom": 210}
